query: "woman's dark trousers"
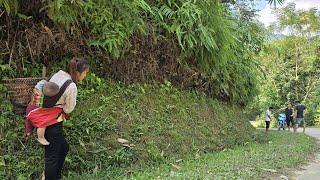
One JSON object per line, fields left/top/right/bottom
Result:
{"left": 44, "top": 122, "right": 69, "bottom": 180}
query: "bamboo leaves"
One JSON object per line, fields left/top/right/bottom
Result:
{"left": 45, "top": 0, "right": 84, "bottom": 29}
{"left": 0, "top": 0, "right": 267, "bottom": 105}
{"left": 160, "top": 4, "right": 175, "bottom": 19}
{"left": 82, "top": 0, "right": 150, "bottom": 58}
{"left": 0, "top": 0, "right": 18, "bottom": 14}
{"left": 268, "top": 0, "right": 285, "bottom": 7}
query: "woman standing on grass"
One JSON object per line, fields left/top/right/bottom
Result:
{"left": 42, "top": 57, "right": 89, "bottom": 180}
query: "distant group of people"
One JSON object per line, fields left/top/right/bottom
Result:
{"left": 265, "top": 101, "right": 306, "bottom": 133}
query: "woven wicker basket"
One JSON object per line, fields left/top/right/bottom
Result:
{"left": 3, "top": 78, "right": 44, "bottom": 115}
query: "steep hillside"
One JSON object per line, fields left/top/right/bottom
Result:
{"left": 0, "top": 74, "right": 254, "bottom": 179}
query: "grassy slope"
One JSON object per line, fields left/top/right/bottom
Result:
{"left": 1, "top": 74, "right": 317, "bottom": 179}
{"left": 65, "top": 74, "right": 256, "bottom": 177}
{"left": 131, "top": 131, "right": 316, "bottom": 180}
{"left": 0, "top": 74, "right": 255, "bottom": 179}
{"left": 0, "top": 74, "right": 317, "bottom": 179}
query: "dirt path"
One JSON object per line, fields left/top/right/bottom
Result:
{"left": 294, "top": 128, "right": 320, "bottom": 180}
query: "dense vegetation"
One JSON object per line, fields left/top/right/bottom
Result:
{"left": 1, "top": 0, "right": 319, "bottom": 179}
{"left": 0, "top": 0, "right": 284, "bottom": 105}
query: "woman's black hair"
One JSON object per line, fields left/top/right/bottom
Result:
{"left": 68, "top": 57, "right": 90, "bottom": 82}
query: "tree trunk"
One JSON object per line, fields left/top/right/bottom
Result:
{"left": 295, "top": 43, "right": 299, "bottom": 101}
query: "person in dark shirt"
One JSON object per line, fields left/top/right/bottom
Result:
{"left": 265, "top": 106, "right": 274, "bottom": 134}
{"left": 284, "top": 102, "right": 293, "bottom": 131}
{"left": 293, "top": 101, "right": 306, "bottom": 133}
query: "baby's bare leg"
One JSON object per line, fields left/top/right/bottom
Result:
{"left": 37, "top": 128, "right": 50, "bottom": 145}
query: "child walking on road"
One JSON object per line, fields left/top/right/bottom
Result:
{"left": 265, "top": 107, "right": 274, "bottom": 133}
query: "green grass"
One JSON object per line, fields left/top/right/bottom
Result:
{"left": 252, "top": 118, "right": 277, "bottom": 128}
{"left": 69, "top": 130, "right": 317, "bottom": 179}
{"left": 1, "top": 74, "right": 313, "bottom": 179}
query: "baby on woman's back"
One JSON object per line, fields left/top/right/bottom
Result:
{"left": 26, "top": 80, "right": 65, "bottom": 145}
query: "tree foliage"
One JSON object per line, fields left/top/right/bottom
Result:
{"left": 273, "top": 2, "right": 320, "bottom": 36}
{"left": 249, "top": 3, "right": 320, "bottom": 124}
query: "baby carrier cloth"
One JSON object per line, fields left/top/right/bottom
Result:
{"left": 25, "top": 80, "right": 72, "bottom": 133}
